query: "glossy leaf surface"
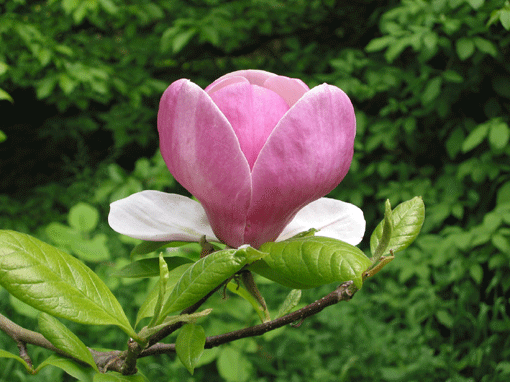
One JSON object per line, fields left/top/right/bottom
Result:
{"left": 370, "top": 197, "right": 425, "bottom": 257}
{"left": 38, "top": 313, "right": 98, "bottom": 371}
{"left": 0, "top": 230, "right": 137, "bottom": 339}
{"left": 250, "top": 236, "right": 371, "bottom": 289}
{"left": 176, "top": 323, "right": 206, "bottom": 375}
{"left": 159, "top": 246, "right": 266, "bottom": 319}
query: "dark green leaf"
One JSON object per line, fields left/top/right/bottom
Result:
{"left": 176, "top": 323, "right": 206, "bottom": 375}
{"left": 38, "top": 313, "right": 98, "bottom": 371}
{"left": 370, "top": 197, "right": 425, "bottom": 257}
{"left": 0, "top": 230, "right": 137, "bottom": 339}
{"left": 93, "top": 371, "right": 149, "bottom": 382}
{"left": 250, "top": 236, "right": 372, "bottom": 289}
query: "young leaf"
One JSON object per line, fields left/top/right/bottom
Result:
{"left": 36, "top": 354, "right": 95, "bottom": 382}
{"left": 370, "top": 199, "right": 393, "bottom": 260}
{"left": 176, "top": 323, "right": 206, "bottom": 375}
{"left": 0, "top": 230, "right": 138, "bottom": 340}
{"left": 275, "top": 289, "right": 302, "bottom": 319}
{"left": 38, "top": 313, "right": 98, "bottom": 371}
{"left": 135, "top": 263, "right": 193, "bottom": 326}
{"left": 112, "top": 256, "right": 193, "bottom": 278}
{"left": 370, "top": 197, "right": 425, "bottom": 257}
{"left": 226, "top": 280, "right": 270, "bottom": 323}
{"left": 159, "top": 246, "right": 267, "bottom": 320}
{"left": 0, "top": 349, "right": 32, "bottom": 373}
{"left": 250, "top": 236, "right": 372, "bottom": 289}
{"left": 148, "top": 253, "right": 171, "bottom": 327}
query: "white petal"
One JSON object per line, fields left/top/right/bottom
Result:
{"left": 108, "top": 190, "right": 219, "bottom": 242}
{"left": 276, "top": 197, "right": 366, "bottom": 245}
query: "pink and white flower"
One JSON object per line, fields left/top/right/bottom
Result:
{"left": 109, "top": 70, "right": 365, "bottom": 248}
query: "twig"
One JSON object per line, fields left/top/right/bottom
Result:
{"left": 139, "top": 281, "right": 357, "bottom": 358}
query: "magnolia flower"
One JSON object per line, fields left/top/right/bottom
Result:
{"left": 109, "top": 70, "right": 365, "bottom": 248}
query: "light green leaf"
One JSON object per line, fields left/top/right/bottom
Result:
{"left": 0, "top": 130, "right": 6, "bottom": 142}
{"left": 489, "top": 122, "right": 510, "bottom": 150}
{"left": 45, "top": 222, "right": 82, "bottom": 245}
{"left": 176, "top": 323, "right": 206, "bottom": 375}
{"left": 462, "top": 123, "right": 489, "bottom": 152}
{"left": 217, "top": 346, "right": 252, "bottom": 382}
{"left": 70, "top": 234, "right": 111, "bottom": 262}
{"left": 173, "top": 29, "right": 197, "bottom": 53}
{"left": 501, "top": 9, "right": 510, "bottom": 30}
{"left": 113, "top": 256, "right": 193, "bottom": 278}
{"left": 365, "top": 36, "right": 394, "bottom": 52}
{"left": 0, "top": 349, "right": 32, "bottom": 372}
{"left": 159, "top": 247, "right": 267, "bottom": 320}
{"left": 371, "top": 199, "right": 393, "bottom": 260}
{"left": 138, "top": 309, "right": 212, "bottom": 339}
{"left": 135, "top": 263, "right": 193, "bottom": 326}
{"left": 473, "top": 37, "right": 497, "bottom": 57}
{"left": 275, "top": 289, "right": 302, "bottom": 319}
{"left": 93, "top": 371, "right": 149, "bottom": 382}
{"left": 0, "top": 62, "right": 9, "bottom": 75}
{"left": 68, "top": 203, "right": 99, "bottom": 232}
{"left": 370, "top": 197, "right": 425, "bottom": 257}
{"left": 421, "top": 77, "right": 442, "bottom": 104}
{"left": 38, "top": 313, "right": 98, "bottom": 371}
{"left": 0, "top": 88, "right": 13, "bottom": 102}
{"left": 226, "top": 280, "right": 269, "bottom": 323}
{"left": 466, "top": 0, "right": 484, "bottom": 9}
{"left": 148, "top": 253, "right": 170, "bottom": 328}
{"left": 0, "top": 230, "right": 138, "bottom": 340}
{"left": 456, "top": 38, "right": 475, "bottom": 60}
{"left": 250, "top": 236, "right": 372, "bottom": 289}
{"left": 36, "top": 354, "right": 95, "bottom": 382}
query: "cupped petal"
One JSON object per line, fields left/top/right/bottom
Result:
{"left": 209, "top": 82, "right": 289, "bottom": 169}
{"left": 276, "top": 197, "right": 366, "bottom": 245}
{"left": 262, "top": 75, "right": 309, "bottom": 107}
{"left": 157, "top": 79, "right": 252, "bottom": 247}
{"left": 205, "top": 75, "right": 250, "bottom": 96}
{"left": 108, "top": 191, "right": 219, "bottom": 242}
{"left": 205, "top": 70, "right": 276, "bottom": 91}
{"left": 244, "top": 84, "right": 356, "bottom": 247}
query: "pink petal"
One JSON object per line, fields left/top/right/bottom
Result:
{"left": 108, "top": 191, "right": 219, "bottom": 242}
{"left": 244, "top": 84, "right": 356, "bottom": 247}
{"left": 157, "top": 79, "right": 252, "bottom": 247}
{"left": 276, "top": 197, "right": 366, "bottom": 245}
{"left": 209, "top": 82, "right": 289, "bottom": 169}
{"left": 263, "top": 75, "right": 309, "bottom": 107}
{"left": 205, "top": 70, "right": 276, "bottom": 91}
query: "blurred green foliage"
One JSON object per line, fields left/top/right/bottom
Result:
{"left": 1, "top": 0, "right": 509, "bottom": 381}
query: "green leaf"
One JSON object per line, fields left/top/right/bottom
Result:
{"left": 456, "top": 38, "right": 475, "bottom": 60}
{"left": 36, "top": 354, "right": 95, "bottom": 382}
{"left": 159, "top": 246, "right": 267, "bottom": 320}
{"left": 0, "top": 230, "right": 138, "bottom": 340}
{"left": 0, "top": 349, "right": 32, "bottom": 372}
{"left": 421, "top": 77, "right": 442, "bottom": 104}
{"left": 0, "top": 88, "right": 13, "bottom": 103}
{"left": 370, "top": 197, "right": 425, "bottom": 257}
{"left": 473, "top": 37, "right": 497, "bottom": 57}
{"left": 462, "top": 123, "right": 489, "bottom": 152}
{"left": 173, "top": 29, "right": 197, "bottom": 53}
{"left": 489, "top": 122, "right": 510, "bottom": 150}
{"left": 365, "top": 36, "right": 394, "bottom": 52}
{"left": 0, "top": 130, "right": 6, "bottom": 142}
{"left": 38, "top": 313, "right": 98, "bottom": 371}
{"left": 501, "top": 9, "right": 510, "bottom": 30}
{"left": 93, "top": 371, "right": 150, "bottom": 382}
{"left": 275, "top": 289, "right": 302, "bottom": 319}
{"left": 135, "top": 263, "right": 193, "bottom": 326}
{"left": 250, "top": 236, "right": 372, "bottom": 289}
{"left": 176, "top": 323, "right": 206, "bottom": 375}
{"left": 466, "top": 0, "right": 484, "bottom": 9}
{"left": 148, "top": 253, "right": 171, "bottom": 327}
{"left": 68, "top": 203, "right": 99, "bottom": 232}
{"left": 70, "top": 234, "right": 111, "bottom": 262}
{"left": 113, "top": 256, "right": 194, "bottom": 278}
{"left": 217, "top": 346, "right": 252, "bottom": 382}
{"left": 371, "top": 199, "right": 393, "bottom": 260}
{"left": 226, "top": 280, "right": 269, "bottom": 323}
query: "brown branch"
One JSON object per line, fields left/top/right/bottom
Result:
{"left": 139, "top": 281, "right": 357, "bottom": 358}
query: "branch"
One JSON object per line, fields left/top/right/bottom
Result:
{"left": 139, "top": 281, "right": 357, "bottom": 358}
